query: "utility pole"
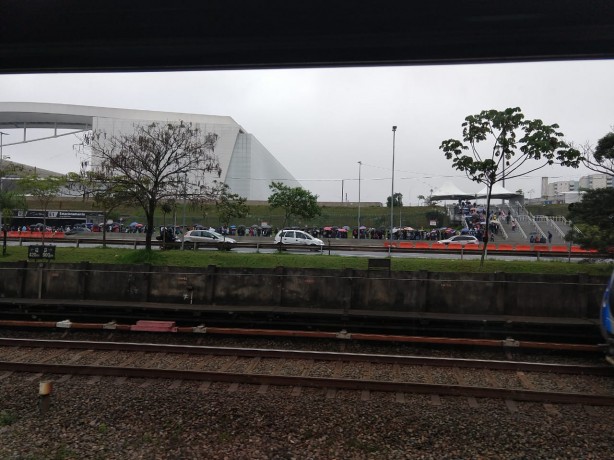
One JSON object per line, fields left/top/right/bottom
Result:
{"left": 389, "top": 126, "right": 397, "bottom": 256}
{"left": 357, "top": 161, "right": 362, "bottom": 239}
{"left": 0, "top": 131, "right": 9, "bottom": 232}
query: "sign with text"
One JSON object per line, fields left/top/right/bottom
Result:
{"left": 28, "top": 245, "right": 56, "bottom": 260}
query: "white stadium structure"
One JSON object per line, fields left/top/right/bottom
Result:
{"left": 0, "top": 102, "right": 300, "bottom": 200}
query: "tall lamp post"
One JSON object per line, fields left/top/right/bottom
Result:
{"left": 357, "top": 161, "right": 362, "bottom": 239}
{"left": 0, "top": 131, "right": 9, "bottom": 231}
{"left": 389, "top": 126, "right": 397, "bottom": 256}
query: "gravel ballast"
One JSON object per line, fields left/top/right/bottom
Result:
{"left": 1, "top": 373, "right": 613, "bottom": 459}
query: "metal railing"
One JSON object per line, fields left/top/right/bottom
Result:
{"left": 511, "top": 215, "right": 529, "bottom": 239}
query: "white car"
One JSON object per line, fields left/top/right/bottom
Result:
{"left": 183, "top": 229, "right": 236, "bottom": 248}
{"left": 274, "top": 229, "right": 324, "bottom": 249}
{"left": 437, "top": 235, "right": 479, "bottom": 245}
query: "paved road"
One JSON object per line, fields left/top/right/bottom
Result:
{"left": 5, "top": 235, "right": 602, "bottom": 263}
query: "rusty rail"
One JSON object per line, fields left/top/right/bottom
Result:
{"left": 1, "top": 338, "right": 611, "bottom": 376}
{"left": 1, "top": 360, "right": 613, "bottom": 406}
{"left": 0, "top": 320, "right": 602, "bottom": 352}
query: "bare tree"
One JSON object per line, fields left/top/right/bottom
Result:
{"left": 581, "top": 129, "right": 614, "bottom": 177}
{"left": 67, "top": 170, "right": 131, "bottom": 249}
{"left": 83, "top": 121, "right": 221, "bottom": 250}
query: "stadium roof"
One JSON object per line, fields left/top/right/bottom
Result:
{"left": 0, "top": 102, "right": 299, "bottom": 200}
{"left": 0, "top": 102, "right": 240, "bottom": 138}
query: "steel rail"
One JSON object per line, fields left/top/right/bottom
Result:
{"left": 0, "top": 320, "right": 602, "bottom": 352}
{"left": 1, "top": 360, "right": 613, "bottom": 406}
{"left": 1, "top": 338, "right": 612, "bottom": 376}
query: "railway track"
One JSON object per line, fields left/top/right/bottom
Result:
{"left": 1, "top": 337, "right": 613, "bottom": 407}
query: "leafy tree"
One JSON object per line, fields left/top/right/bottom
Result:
{"left": 0, "top": 161, "right": 25, "bottom": 239}
{"left": 386, "top": 192, "right": 403, "bottom": 207}
{"left": 0, "top": 190, "right": 25, "bottom": 227}
{"left": 417, "top": 193, "right": 438, "bottom": 206}
{"left": 440, "top": 107, "right": 581, "bottom": 266}
{"left": 160, "top": 200, "right": 175, "bottom": 228}
{"left": 17, "top": 175, "right": 67, "bottom": 245}
{"left": 214, "top": 182, "right": 249, "bottom": 229}
{"left": 0, "top": 190, "right": 25, "bottom": 255}
{"left": 567, "top": 187, "right": 614, "bottom": 252}
{"left": 581, "top": 129, "right": 614, "bottom": 177}
{"left": 83, "top": 121, "right": 221, "bottom": 250}
{"left": 268, "top": 181, "right": 321, "bottom": 228}
{"left": 67, "top": 168, "right": 134, "bottom": 249}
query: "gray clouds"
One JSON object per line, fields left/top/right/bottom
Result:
{"left": 1, "top": 60, "right": 612, "bottom": 203}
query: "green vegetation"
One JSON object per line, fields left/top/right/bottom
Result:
{"left": 0, "top": 410, "right": 16, "bottom": 426}
{"left": 31, "top": 197, "right": 447, "bottom": 232}
{"left": 568, "top": 187, "right": 614, "bottom": 252}
{"left": 440, "top": 107, "right": 582, "bottom": 267}
{"left": 1, "top": 246, "right": 611, "bottom": 276}
{"left": 212, "top": 182, "right": 249, "bottom": 228}
{"left": 267, "top": 181, "right": 321, "bottom": 227}
{"left": 82, "top": 121, "right": 222, "bottom": 250}
{"left": 581, "top": 129, "right": 614, "bottom": 177}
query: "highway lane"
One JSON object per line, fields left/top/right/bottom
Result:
{"left": 3, "top": 236, "right": 603, "bottom": 263}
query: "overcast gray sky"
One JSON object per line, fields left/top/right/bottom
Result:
{"left": 1, "top": 60, "right": 612, "bottom": 204}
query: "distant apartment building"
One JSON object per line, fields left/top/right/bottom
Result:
{"left": 544, "top": 179, "right": 578, "bottom": 197}
{"left": 578, "top": 173, "right": 613, "bottom": 190}
{"left": 540, "top": 173, "right": 612, "bottom": 204}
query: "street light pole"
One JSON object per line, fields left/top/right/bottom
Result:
{"left": 181, "top": 173, "right": 187, "bottom": 250}
{"left": 0, "top": 131, "right": 9, "bottom": 231}
{"left": 357, "top": 161, "right": 362, "bottom": 239}
{"left": 389, "top": 126, "right": 397, "bottom": 256}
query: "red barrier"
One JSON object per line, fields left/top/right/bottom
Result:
{"left": 533, "top": 244, "right": 550, "bottom": 252}
{"left": 7, "top": 231, "right": 65, "bottom": 239}
{"left": 463, "top": 244, "right": 481, "bottom": 251}
{"left": 515, "top": 244, "right": 532, "bottom": 251}
{"left": 384, "top": 241, "right": 599, "bottom": 254}
{"left": 571, "top": 246, "right": 597, "bottom": 253}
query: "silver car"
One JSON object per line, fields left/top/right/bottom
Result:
{"left": 274, "top": 229, "right": 324, "bottom": 249}
{"left": 183, "top": 229, "right": 236, "bottom": 248}
{"left": 437, "top": 235, "right": 479, "bottom": 245}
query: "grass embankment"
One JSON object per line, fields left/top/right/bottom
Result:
{"left": 41, "top": 198, "right": 443, "bottom": 230}
{"left": 1, "top": 246, "right": 611, "bottom": 276}
{"left": 36, "top": 199, "right": 573, "bottom": 234}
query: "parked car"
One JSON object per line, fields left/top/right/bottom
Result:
{"left": 183, "top": 229, "right": 236, "bottom": 248}
{"left": 274, "top": 229, "right": 324, "bottom": 249}
{"left": 437, "top": 235, "right": 479, "bottom": 245}
{"left": 65, "top": 227, "right": 92, "bottom": 235}
{"left": 30, "top": 223, "right": 52, "bottom": 232}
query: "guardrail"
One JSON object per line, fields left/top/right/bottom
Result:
{"left": 384, "top": 240, "right": 602, "bottom": 258}
{"left": 4, "top": 234, "right": 606, "bottom": 258}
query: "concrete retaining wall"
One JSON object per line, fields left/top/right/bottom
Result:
{"left": 0, "top": 262, "right": 607, "bottom": 319}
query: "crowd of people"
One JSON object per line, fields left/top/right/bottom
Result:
{"left": 8, "top": 203, "right": 558, "bottom": 245}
